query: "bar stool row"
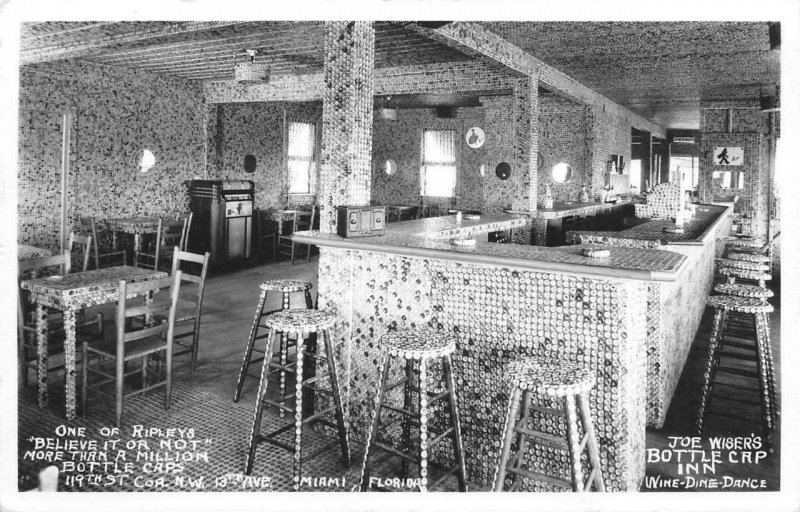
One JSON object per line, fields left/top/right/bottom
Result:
{"left": 234, "top": 279, "right": 606, "bottom": 492}
{"left": 697, "top": 235, "right": 777, "bottom": 450}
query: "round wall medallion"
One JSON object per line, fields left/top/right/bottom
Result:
{"left": 465, "top": 127, "right": 486, "bottom": 148}
{"left": 495, "top": 162, "right": 511, "bottom": 180}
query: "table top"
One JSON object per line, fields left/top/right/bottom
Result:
{"left": 18, "top": 244, "right": 53, "bottom": 259}
{"left": 21, "top": 265, "right": 168, "bottom": 309}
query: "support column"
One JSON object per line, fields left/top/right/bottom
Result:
{"left": 641, "top": 131, "right": 652, "bottom": 188}
{"left": 510, "top": 76, "right": 539, "bottom": 214}
{"left": 319, "top": 21, "right": 375, "bottom": 233}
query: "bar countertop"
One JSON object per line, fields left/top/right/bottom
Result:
{"left": 294, "top": 213, "right": 687, "bottom": 282}
{"left": 520, "top": 199, "right": 635, "bottom": 220}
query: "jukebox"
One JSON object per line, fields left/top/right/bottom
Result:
{"left": 188, "top": 180, "right": 254, "bottom": 266}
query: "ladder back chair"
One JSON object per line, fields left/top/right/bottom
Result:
{"left": 169, "top": 248, "right": 210, "bottom": 371}
{"left": 136, "top": 217, "right": 186, "bottom": 271}
{"left": 81, "top": 272, "right": 182, "bottom": 426}
{"left": 79, "top": 216, "right": 126, "bottom": 268}
{"left": 176, "top": 212, "right": 193, "bottom": 252}
{"left": 67, "top": 232, "right": 93, "bottom": 272}
{"left": 277, "top": 206, "right": 316, "bottom": 264}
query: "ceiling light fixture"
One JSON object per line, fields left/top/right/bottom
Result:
{"left": 234, "top": 49, "right": 270, "bottom": 84}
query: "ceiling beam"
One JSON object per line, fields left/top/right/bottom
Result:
{"left": 20, "top": 21, "right": 250, "bottom": 65}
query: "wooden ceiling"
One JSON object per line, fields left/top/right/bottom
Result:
{"left": 20, "top": 21, "right": 472, "bottom": 80}
{"left": 482, "top": 22, "right": 780, "bottom": 129}
{"left": 20, "top": 21, "right": 779, "bottom": 130}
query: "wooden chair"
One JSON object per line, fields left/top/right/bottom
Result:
{"left": 256, "top": 209, "right": 277, "bottom": 260}
{"left": 176, "top": 212, "right": 193, "bottom": 252}
{"left": 169, "top": 248, "right": 210, "bottom": 371}
{"left": 79, "top": 216, "right": 126, "bottom": 268}
{"left": 17, "top": 252, "right": 103, "bottom": 388}
{"left": 136, "top": 218, "right": 186, "bottom": 271}
{"left": 67, "top": 232, "right": 93, "bottom": 272}
{"left": 277, "top": 206, "right": 316, "bottom": 264}
{"left": 81, "top": 272, "right": 182, "bottom": 426}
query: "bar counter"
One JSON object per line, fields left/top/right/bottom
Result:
{"left": 293, "top": 210, "right": 726, "bottom": 491}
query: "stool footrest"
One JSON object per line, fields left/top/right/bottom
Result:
{"left": 506, "top": 466, "right": 572, "bottom": 489}
{"left": 373, "top": 440, "right": 417, "bottom": 465}
{"left": 528, "top": 404, "right": 566, "bottom": 418}
{"left": 430, "top": 465, "right": 461, "bottom": 488}
{"left": 302, "top": 373, "right": 332, "bottom": 386}
{"left": 427, "top": 389, "right": 450, "bottom": 404}
{"left": 382, "top": 403, "right": 416, "bottom": 418}
{"left": 428, "top": 427, "right": 454, "bottom": 449}
{"left": 583, "top": 468, "right": 598, "bottom": 491}
{"left": 256, "top": 435, "right": 294, "bottom": 452}
{"left": 385, "top": 376, "right": 411, "bottom": 392}
{"left": 261, "top": 398, "right": 295, "bottom": 414}
{"left": 513, "top": 425, "right": 568, "bottom": 450}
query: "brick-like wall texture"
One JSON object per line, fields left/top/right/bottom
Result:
{"left": 538, "top": 95, "right": 589, "bottom": 202}
{"left": 18, "top": 59, "right": 205, "bottom": 249}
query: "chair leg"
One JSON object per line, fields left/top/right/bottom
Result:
{"left": 141, "top": 356, "right": 147, "bottom": 392}
{"left": 291, "top": 242, "right": 296, "bottom": 265}
{"left": 359, "top": 353, "right": 391, "bottom": 491}
{"left": 306, "top": 243, "right": 312, "bottom": 263}
{"left": 234, "top": 289, "right": 268, "bottom": 402}
{"left": 190, "top": 317, "right": 201, "bottom": 372}
{"left": 165, "top": 345, "right": 173, "bottom": 411}
{"left": 493, "top": 386, "right": 522, "bottom": 491}
{"left": 115, "top": 356, "right": 124, "bottom": 427}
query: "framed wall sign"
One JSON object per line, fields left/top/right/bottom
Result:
{"left": 713, "top": 147, "right": 744, "bottom": 166}
{"left": 465, "top": 127, "right": 485, "bottom": 149}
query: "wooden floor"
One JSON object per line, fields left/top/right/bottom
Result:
{"left": 20, "top": 253, "right": 781, "bottom": 492}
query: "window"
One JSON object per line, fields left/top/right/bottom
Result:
{"left": 421, "top": 129, "right": 457, "bottom": 197}
{"left": 287, "top": 122, "right": 316, "bottom": 194}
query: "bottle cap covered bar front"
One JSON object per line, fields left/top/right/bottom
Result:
{"left": 294, "top": 212, "right": 712, "bottom": 491}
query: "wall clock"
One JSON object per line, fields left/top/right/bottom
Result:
{"left": 465, "top": 127, "right": 486, "bottom": 149}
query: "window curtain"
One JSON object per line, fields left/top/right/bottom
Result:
{"left": 421, "top": 129, "right": 457, "bottom": 197}
{"left": 287, "top": 122, "right": 316, "bottom": 194}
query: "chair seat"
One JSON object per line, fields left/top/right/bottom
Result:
{"left": 714, "top": 283, "right": 774, "bottom": 299}
{"left": 727, "top": 252, "right": 771, "bottom": 264}
{"left": 85, "top": 335, "right": 167, "bottom": 360}
{"left": 506, "top": 358, "right": 595, "bottom": 396}
{"left": 379, "top": 330, "right": 456, "bottom": 360}
{"left": 707, "top": 294, "right": 774, "bottom": 314}
{"left": 264, "top": 309, "right": 337, "bottom": 333}
{"left": 260, "top": 279, "right": 312, "bottom": 293}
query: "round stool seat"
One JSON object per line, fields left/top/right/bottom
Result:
{"left": 726, "top": 237, "right": 767, "bottom": 249}
{"left": 718, "top": 266, "right": 772, "bottom": 282}
{"left": 506, "top": 358, "right": 595, "bottom": 396}
{"left": 260, "top": 279, "right": 312, "bottom": 293}
{"left": 379, "top": 330, "right": 456, "bottom": 360}
{"left": 707, "top": 295, "right": 774, "bottom": 314}
{"left": 727, "top": 252, "right": 771, "bottom": 264}
{"left": 716, "top": 259, "right": 769, "bottom": 272}
{"left": 714, "top": 283, "right": 774, "bottom": 299}
{"left": 264, "top": 309, "right": 337, "bottom": 333}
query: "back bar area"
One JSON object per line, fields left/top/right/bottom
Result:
{"left": 7, "top": 11, "right": 788, "bottom": 512}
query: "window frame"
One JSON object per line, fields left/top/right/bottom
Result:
{"left": 286, "top": 121, "right": 317, "bottom": 195}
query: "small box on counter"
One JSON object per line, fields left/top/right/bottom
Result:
{"left": 337, "top": 206, "right": 386, "bottom": 238}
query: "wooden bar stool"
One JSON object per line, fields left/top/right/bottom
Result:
{"left": 244, "top": 309, "right": 350, "bottom": 488}
{"left": 713, "top": 283, "right": 774, "bottom": 300}
{"left": 697, "top": 295, "right": 777, "bottom": 450}
{"left": 493, "top": 359, "right": 604, "bottom": 492}
{"left": 359, "top": 331, "right": 467, "bottom": 492}
{"left": 717, "top": 265, "right": 772, "bottom": 289}
{"left": 234, "top": 280, "right": 314, "bottom": 410}
{"left": 726, "top": 252, "right": 771, "bottom": 264}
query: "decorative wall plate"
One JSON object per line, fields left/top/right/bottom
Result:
{"left": 465, "top": 127, "right": 485, "bottom": 148}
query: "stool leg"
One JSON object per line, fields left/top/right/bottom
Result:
{"left": 492, "top": 386, "right": 522, "bottom": 491}
{"left": 245, "top": 328, "right": 276, "bottom": 475}
{"left": 754, "top": 312, "right": 777, "bottom": 450}
{"left": 565, "top": 395, "right": 585, "bottom": 492}
{"left": 279, "top": 292, "right": 291, "bottom": 418}
{"left": 418, "top": 359, "right": 429, "bottom": 492}
{"left": 443, "top": 354, "right": 468, "bottom": 491}
{"left": 400, "top": 358, "right": 415, "bottom": 479}
{"left": 292, "top": 336, "right": 306, "bottom": 490}
{"left": 696, "top": 306, "right": 726, "bottom": 434}
{"left": 577, "top": 393, "right": 605, "bottom": 491}
{"left": 359, "top": 353, "right": 391, "bottom": 491}
{"left": 508, "top": 390, "right": 532, "bottom": 491}
{"left": 322, "top": 328, "right": 351, "bottom": 466}
{"left": 234, "top": 288, "right": 268, "bottom": 403}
